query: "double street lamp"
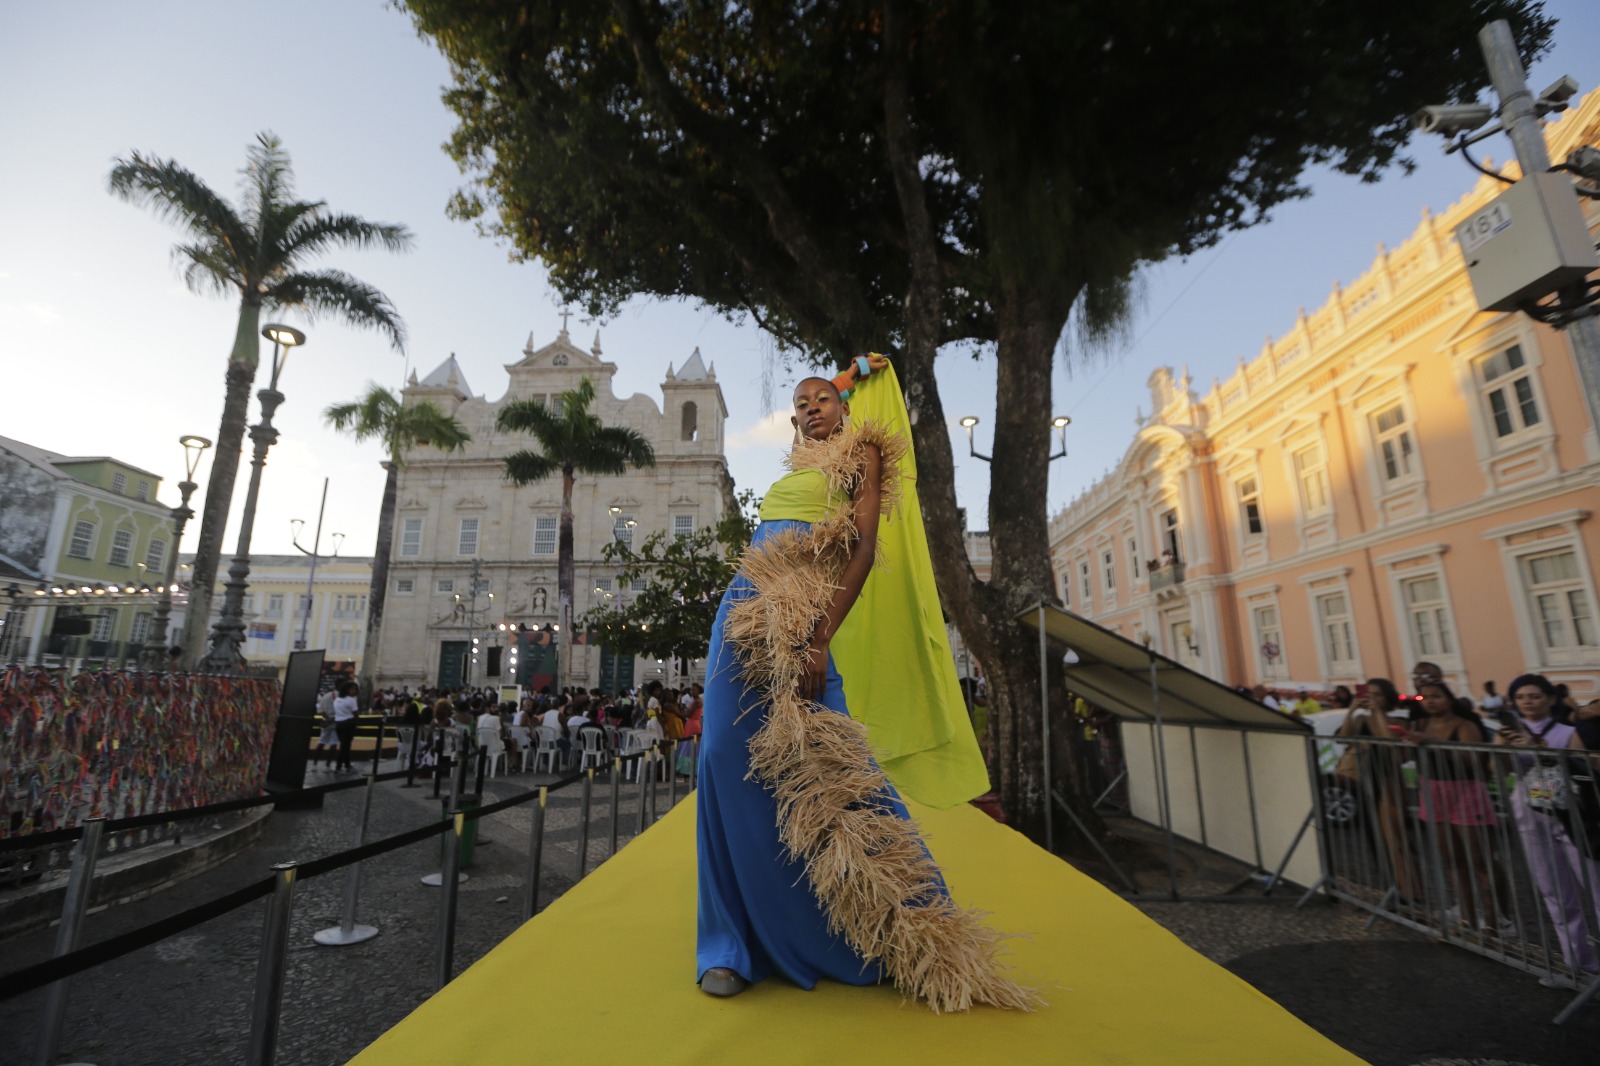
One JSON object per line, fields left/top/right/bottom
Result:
{"left": 145, "top": 433, "right": 211, "bottom": 667}
{"left": 200, "top": 323, "right": 305, "bottom": 671}
{"left": 959, "top": 415, "right": 1071, "bottom": 464}
{"left": 289, "top": 479, "right": 344, "bottom": 651}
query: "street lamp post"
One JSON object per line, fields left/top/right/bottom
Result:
{"left": 145, "top": 434, "right": 211, "bottom": 668}
{"left": 289, "top": 478, "right": 344, "bottom": 651}
{"left": 200, "top": 323, "right": 305, "bottom": 672}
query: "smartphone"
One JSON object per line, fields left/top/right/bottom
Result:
{"left": 1496, "top": 709, "right": 1527, "bottom": 735}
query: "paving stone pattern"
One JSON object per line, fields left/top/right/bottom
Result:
{"left": 0, "top": 763, "right": 674, "bottom": 1066}
{"left": 3, "top": 779, "right": 1598, "bottom": 1065}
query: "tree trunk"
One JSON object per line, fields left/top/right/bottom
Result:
{"left": 558, "top": 469, "right": 576, "bottom": 691}
{"left": 180, "top": 300, "right": 260, "bottom": 668}
{"left": 897, "top": 284, "right": 1105, "bottom": 852}
{"left": 359, "top": 460, "right": 398, "bottom": 702}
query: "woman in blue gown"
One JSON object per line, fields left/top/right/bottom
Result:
{"left": 694, "top": 359, "right": 1030, "bottom": 1013}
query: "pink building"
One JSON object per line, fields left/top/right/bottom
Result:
{"left": 1048, "top": 92, "right": 1600, "bottom": 704}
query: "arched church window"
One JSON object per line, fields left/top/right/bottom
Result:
{"left": 681, "top": 400, "right": 699, "bottom": 442}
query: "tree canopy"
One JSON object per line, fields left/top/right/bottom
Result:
{"left": 582, "top": 491, "right": 759, "bottom": 663}
{"left": 401, "top": 0, "right": 1555, "bottom": 841}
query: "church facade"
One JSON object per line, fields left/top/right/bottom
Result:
{"left": 373, "top": 325, "right": 734, "bottom": 693}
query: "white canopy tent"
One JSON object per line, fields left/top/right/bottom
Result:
{"left": 1018, "top": 604, "right": 1320, "bottom": 899}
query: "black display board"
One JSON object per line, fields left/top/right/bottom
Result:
{"left": 265, "top": 648, "right": 327, "bottom": 805}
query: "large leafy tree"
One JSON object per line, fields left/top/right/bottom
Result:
{"left": 324, "top": 384, "right": 471, "bottom": 701}
{"left": 110, "top": 133, "right": 413, "bottom": 669}
{"left": 401, "top": 0, "right": 1553, "bottom": 846}
{"left": 581, "top": 491, "right": 758, "bottom": 668}
{"left": 498, "top": 376, "right": 656, "bottom": 686}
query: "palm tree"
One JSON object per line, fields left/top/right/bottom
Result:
{"left": 110, "top": 132, "right": 413, "bottom": 668}
{"left": 325, "top": 384, "right": 471, "bottom": 700}
{"left": 498, "top": 377, "right": 655, "bottom": 687}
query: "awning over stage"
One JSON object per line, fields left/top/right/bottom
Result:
{"left": 1018, "top": 604, "right": 1310, "bottom": 733}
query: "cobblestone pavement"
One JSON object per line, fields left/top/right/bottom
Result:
{"left": 0, "top": 762, "right": 679, "bottom": 1066}
{"left": 1111, "top": 816, "right": 1600, "bottom": 1066}
{"left": 4, "top": 783, "right": 1597, "bottom": 1065}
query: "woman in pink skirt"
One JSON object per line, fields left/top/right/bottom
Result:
{"left": 1413, "top": 679, "right": 1500, "bottom": 931}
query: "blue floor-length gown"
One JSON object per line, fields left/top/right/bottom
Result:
{"left": 695, "top": 519, "right": 941, "bottom": 989}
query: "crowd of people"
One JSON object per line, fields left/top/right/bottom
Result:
{"left": 313, "top": 679, "right": 706, "bottom": 779}
{"left": 1313, "top": 664, "right": 1600, "bottom": 986}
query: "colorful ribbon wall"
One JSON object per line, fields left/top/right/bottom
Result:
{"left": 0, "top": 667, "right": 280, "bottom": 837}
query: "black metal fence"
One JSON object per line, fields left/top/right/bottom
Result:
{"left": 0, "top": 736, "right": 693, "bottom": 1065}
{"left": 1307, "top": 732, "right": 1600, "bottom": 1023}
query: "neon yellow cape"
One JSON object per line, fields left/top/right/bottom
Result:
{"left": 758, "top": 362, "right": 990, "bottom": 808}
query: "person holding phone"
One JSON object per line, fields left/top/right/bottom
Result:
{"left": 1338, "top": 677, "right": 1422, "bottom": 901}
{"left": 1496, "top": 674, "right": 1598, "bottom": 983}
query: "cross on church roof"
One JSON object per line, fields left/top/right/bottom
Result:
{"left": 559, "top": 308, "right": 571, "bottom": 334}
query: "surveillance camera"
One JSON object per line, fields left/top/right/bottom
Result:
{"left": 1412, "top": 103, "right": 1494, "bottom": 136}
{"left": 1567, "top": 146, "right": 1600, "bottom": 184}
{"left": 1539, "top": 74, "right": 1580, "bottom": 106}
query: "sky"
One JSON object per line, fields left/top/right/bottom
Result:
{"left": 3, "top": 1, "right": 1599, "bottom": 565}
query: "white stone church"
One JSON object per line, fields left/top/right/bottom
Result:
{"left": 374, "top": 324, "right": 734, "bottom": 693}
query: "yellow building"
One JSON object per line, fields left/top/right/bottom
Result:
{"left": 1048, "top": 91, "right": 1600, "bottom": 703}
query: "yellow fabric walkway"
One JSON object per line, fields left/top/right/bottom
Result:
{"left": 353, "top": 796, "right": 1361, "bottom": 1066}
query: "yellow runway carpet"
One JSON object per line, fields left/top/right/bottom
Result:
{"left": 352, "top": 796, "right": 1360, "bottom": 1065}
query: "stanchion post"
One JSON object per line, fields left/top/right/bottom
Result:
{"left": 523, "top": 787, "right": 547, "bottom": 920}
{"left": 34, "top": 818, "right": 105, "bottom": 1066}
{"left": 649, "top": 744, "right": 660, "bottom": 824}
{"left": 314, "top": 774, "right": 379, "bottom": 946}
{"left": 576, "top": 768, "right": 594, "bottom": 880}
{"left": 473, "top": 745, "right": 487, "bottom": 797}
{"left": 247, "top": 862, "right": 299, "bottom": 1066}
{"left": 668, "top": 741, "right": 679, "bottom": 810}
{"left": 370, "top": 718, "right": 385, "bottom": 776}
{"left": 435, "top": 811, "right": 465, "bottom": 989}
{"left": 690, "top": 736, "right": 699, "bottom": 791}
{"left": 609, "top": 758, "right": 621, "bottom": 855}
{"left": 634, "top": 752, "right": 649, "bottom": 835}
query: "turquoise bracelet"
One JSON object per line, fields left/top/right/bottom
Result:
{"left": 856, "top": 355, "right": 873, "bottom": 378}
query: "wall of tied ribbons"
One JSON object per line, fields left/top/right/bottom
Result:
{"left": 0, "top": 667, "right": 279, "bottom": 837}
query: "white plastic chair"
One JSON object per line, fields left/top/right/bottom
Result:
{"left": 479, "top": 730, "right": 508, "bottom": 778}
{"left": 393, "top": 727, "right": 415, "bottom": 771}
{"left": 532, "top": 726, "right": 562, "bottom": 774}
{"left": 575, "top": 727, "right": 610, "bottom": 773}
{"left": 509, "top": 725, "right": 534, "bottom": 771}
{"left": 619, "top": 729, "right": 652, "bottom": 781}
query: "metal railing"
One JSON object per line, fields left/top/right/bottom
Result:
{"left": 0, "top": 735, "right": 695, "bottom": 1065}
{"left": 1303, "top": 731, "right": 1600, "bottom": 1023}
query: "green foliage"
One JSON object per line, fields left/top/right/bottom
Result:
{"left": 581, "top": 491, "right": 759, "bottom": 662}
{"left": 497, "top": 376, "right": 656, "bottom": 486}
{"left": 110, "top": 132, "right": 413, "bottom": 356}
{"left": 324, "top": 384, "right": 472, "bottom": 464}
{"left": 401, "top": 0, "right": 1553, "bottom": 360}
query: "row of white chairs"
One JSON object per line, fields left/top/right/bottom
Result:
{"left": 398, "top": 723, "right": 673, "bottom": 781}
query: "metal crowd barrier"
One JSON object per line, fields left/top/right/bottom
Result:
{"left": 0, "top": 736, "right": 696, "bottom": 1066}
{"left": 1302, "top": 730, "right": 1600, "bottom": 1023}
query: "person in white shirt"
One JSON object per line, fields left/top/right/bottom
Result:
{"left": 314, "top": 687, "right": 339, "bottom": 767}
{"left": 1479, "top": 680, "right": 1505, "bottom": 713}
{"left": 476, "top": 705, "right": 504, "bottom": 742}
{"left": 332, "top": 683, "right": 361, "bottom": 773}
{"left": 1251, "top": 683, "right": 1280, "bottom": 712}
